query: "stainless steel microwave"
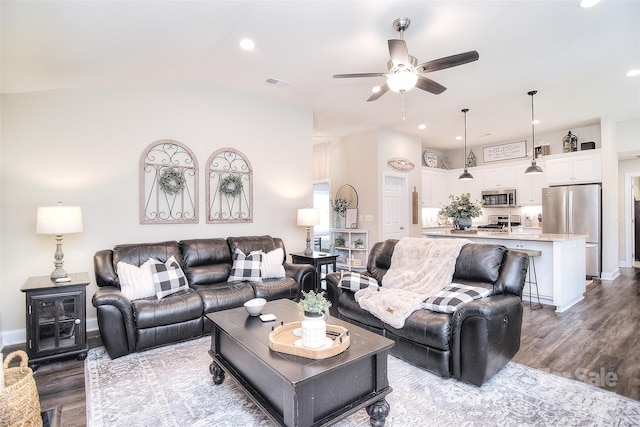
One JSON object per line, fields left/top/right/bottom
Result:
{"left": 481, "top": 189, "right": 517, "bottom": 207}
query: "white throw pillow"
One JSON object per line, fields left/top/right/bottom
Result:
{"left": 117, "top": 259, "right": 155, "bottom": 301}
{"left": 254, "top": 248, "right": 286, "bottom": 279}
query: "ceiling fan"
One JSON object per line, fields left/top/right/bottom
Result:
{"left": 333, "top": 18, "right": 479, "bottom": 102}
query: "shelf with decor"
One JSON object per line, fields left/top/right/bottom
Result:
{"left": 330, "top": 228, "right": 369, "bottom": 271}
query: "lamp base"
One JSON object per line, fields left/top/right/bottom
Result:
{"left": 50, "top": 267, "right": 68, "bottom": 280}
{"left": 50, "top": 235, "right": 69, "bottom": 280}
{"left": 304, "top": 226, "right": 313, "bottom": 256}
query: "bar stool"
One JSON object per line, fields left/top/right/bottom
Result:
{"left": 515, "top": 249, "right": 543, "bottom": 310}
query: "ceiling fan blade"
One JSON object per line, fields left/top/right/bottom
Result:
{"left": 417, "top": 50, "right": 479, "bottom": 73}
{"left": 388, "top": 39, "right": 409, "bottom": 67}
{"left": 367, "top": 83, "right": 389, "bottom": 102}
{"left": 333, "top": 72, "right": 386, "bottom": 79}
{"left": 415, "top": 75, "right": 447, "bottom": 95}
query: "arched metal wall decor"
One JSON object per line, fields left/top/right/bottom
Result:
{"left": 140, "top": 139, "right": 199, "bottom": 224}
{"left": 206, "top": 148, "right": 253, "bottom": 223}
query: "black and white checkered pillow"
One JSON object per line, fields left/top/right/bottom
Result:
{"left": 338, "top": 271, "right": 379, "bottom": 292}
{"left": 227, "top": 248, "right": 263, "bottom": 283}
{"left": 149, "top": 255, "right": 189, "bottom": 299}
{"left": 423, "top": 283, "right": 491, "bottom": 313}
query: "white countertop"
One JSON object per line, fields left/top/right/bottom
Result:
{"left": 422, "top": 230, "right": 587, "bottom": 242}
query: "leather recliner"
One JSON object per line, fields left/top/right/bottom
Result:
{"left": 325, "top": 240, "right": 528, "bottom": 386}
{"left": 93, "top": 235, "right": 315, "bottom": 358}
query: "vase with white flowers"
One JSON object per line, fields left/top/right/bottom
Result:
{"left": 331, "top": 197, "right": 351, "bottom": 229}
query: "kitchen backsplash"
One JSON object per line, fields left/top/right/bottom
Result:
{"left": 422, "top": 206, "right": 543, "bottom": 228}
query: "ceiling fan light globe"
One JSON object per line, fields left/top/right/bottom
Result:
{"left": 387, "top": 71, "right": 418, "bottom": 93}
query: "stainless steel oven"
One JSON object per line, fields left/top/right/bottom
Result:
{"left": 481, "top": 189, "right": 517, "bottom": 207}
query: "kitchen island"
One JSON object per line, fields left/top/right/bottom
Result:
{"left": 423, "top": 230, "right": 587, "bottom": 312}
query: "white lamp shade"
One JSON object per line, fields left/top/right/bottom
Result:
{"left": 36, "top": 205, "right": 83, "bottom": 235}
{"left": 297, "top": 208, "right": 320, "bottom": 227}
{"left": 387, "top": 71, "right": 418, "bottom": 93}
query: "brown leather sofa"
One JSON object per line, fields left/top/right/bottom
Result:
{"left": 93, "top": 235, "right": 314, "bottom": 359}
{"left": 325, "top": 239, "right": 528, "bottom": 386}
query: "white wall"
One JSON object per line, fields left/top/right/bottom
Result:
{"left": 0, "top": 81, "right": 313, "bottom": 342}
{"left": 376, "top": 127, "right": 423, "bottom": 240}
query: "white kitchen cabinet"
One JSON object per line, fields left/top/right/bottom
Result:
{"left": 449, "top": 169, "right": 482, "bottom": 202}
{"left": 545, "top": 151, "right": 602, "bottom": 185}
{"left": 330, "top": 228, "right": 369, "bottom": 271}
{"left": 421, "top": 168, "right": 450, "bottom": 208}
{"left": 482, "top": 166, "right": 516, "bottom": 190}
{"left": 516, "top": 162, "right": 546, "bottom": 205}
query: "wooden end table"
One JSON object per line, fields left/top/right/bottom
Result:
{"left": 290, "top": 251, "right": 338, "bottom": 291}
{"left": 207, "top": 299, "right": 394, "bottom": 426}
{"left": 20, "top": 272, "right": 90, "bottom": 369}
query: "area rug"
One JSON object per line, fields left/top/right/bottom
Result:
{"left": 85, "top": 337, "right": 640, "bottom": 426}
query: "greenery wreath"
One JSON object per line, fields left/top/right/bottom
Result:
{"left": 159, "top": 167, "right": 186, "bottom": 195}
{"left": 219, "top": 174, "right": 244, "bottom": 197}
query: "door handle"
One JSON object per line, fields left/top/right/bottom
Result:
{"left": 400, "top": 226, "right": 405, "bottom": 230}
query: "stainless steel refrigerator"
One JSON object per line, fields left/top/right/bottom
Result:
{"left": 542, "top": 184, "right": 601, "bottom": 278}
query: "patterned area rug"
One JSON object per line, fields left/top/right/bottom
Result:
{"left": 85, "top": 337, "right": 640, "bottom": 426}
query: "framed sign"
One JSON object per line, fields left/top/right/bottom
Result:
{"left": 483, "top": 140, "right": 527, "bottom": 163}
{"left": 345, "top": 208, "right": 358, "bottom": 229}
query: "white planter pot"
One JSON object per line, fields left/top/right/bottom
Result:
{"left": 301, "top": 313, "right": 326, "bottom": 349}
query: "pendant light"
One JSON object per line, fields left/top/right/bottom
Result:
{"left": 459, "top": 108, "right": 473, "bottom": 181}
{"left": 524, "top": 90, "right": 544, "bottom": 175}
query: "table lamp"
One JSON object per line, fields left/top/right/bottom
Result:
{"left": 297, "top": 208, "right": 320, "bottom": 256}
{"left": 36, "top": 202, "right": 83, "bottom": 280}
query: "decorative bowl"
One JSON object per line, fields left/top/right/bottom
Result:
{"left": 244, "top": 298, "right": 266, "bottom": 316}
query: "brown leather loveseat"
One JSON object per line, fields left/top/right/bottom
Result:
{"left": 325, "top": 239, "right": 528, "bottom": 386}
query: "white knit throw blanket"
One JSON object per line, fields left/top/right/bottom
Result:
{"left": 355, "top": 237, "right": 470, "bottom": 329}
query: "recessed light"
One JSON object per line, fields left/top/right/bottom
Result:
{"left": 532, "top": 120, "right": 540, "bottom": 125}
{"left": 239, "top": 38, "right": 255, "bottom": 51}
{"left": 455, "top": 136, "right": 462, "bottom": 140}
{"left": 372, "top": 86, "right": 381, "bottom": 93}
{"left": 580, "top": 0, "right": 600, "bottom": 8}
{"left": 626, "top": 69, "right": 640, "bottom": 77}
{"left": 418, "top": 124, "right": 427, "bottom": 130}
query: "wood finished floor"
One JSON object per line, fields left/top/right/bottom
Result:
{"left": 3, "top": 267, "right": 639, "bottom": 425}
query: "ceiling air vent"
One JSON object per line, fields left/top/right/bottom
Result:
{"left": 265, "top": 78, "right": 291, "bottom": 88}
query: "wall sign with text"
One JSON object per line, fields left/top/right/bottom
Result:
{"left": 483, "top": 140, "right": 527, "bottom": 163}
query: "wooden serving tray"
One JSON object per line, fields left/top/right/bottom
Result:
{"left": 268, "top": 321, "right": 350, "bottom": 360}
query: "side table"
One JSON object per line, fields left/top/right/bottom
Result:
{"left": 290, "top": 251, "right": 338, "bottom": 291}
{"left": 20, "top": 272, "right": 90, "bottom": 370}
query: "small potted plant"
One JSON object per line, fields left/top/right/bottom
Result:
{"left": 298, "top": 290, "right": 332, "bottom": 349}
{"left": 353, "top": 238, "right": 364, "bottom": 249}
{"left": 334, "top": 236, "right": 346, "bottom": 248}
{"left": 298, "top": 290, "right": 332, "bottom": 317}
{"left": 439, "top": 193, "right": 482, "bottom": 230}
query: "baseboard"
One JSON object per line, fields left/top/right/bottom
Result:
{"left": 600, "top": 268, "right": 620, "bottom": 281}
{"left": 0, "top": 317, "right": 99, "bottom": 352}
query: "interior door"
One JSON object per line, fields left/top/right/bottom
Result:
{"left": 635, "top": 200, "right": 640, "bottom": 262}
{"left": 382, "top": 174, "right": 408, "bottom": 240}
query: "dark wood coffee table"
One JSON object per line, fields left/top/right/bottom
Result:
{"left": 207, "top": 299, "right": 394, "bottom": 426}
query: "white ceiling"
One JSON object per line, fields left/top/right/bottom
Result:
{"left": 2, "top": 1, "right": 639, "bottom": 152}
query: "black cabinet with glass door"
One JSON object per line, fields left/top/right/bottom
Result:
{"left": 21, "top": 272, "right": 90, "bottom": 369}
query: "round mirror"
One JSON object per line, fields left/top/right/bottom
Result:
{"left": 335, "top": 184, "right": 358, "bottom": 209}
